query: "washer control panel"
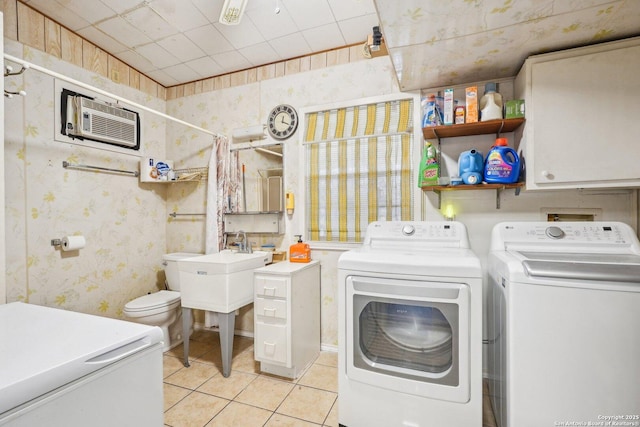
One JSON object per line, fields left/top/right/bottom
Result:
{"left": 364, "top": 221, "right": 469, "bottom": 248}
{"left": 493, "top": 222, "right": 635, "bottom": 248}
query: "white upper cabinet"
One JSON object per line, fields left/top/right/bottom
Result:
{"left": 515, "top": 37, "right": 640, "bottom": 190}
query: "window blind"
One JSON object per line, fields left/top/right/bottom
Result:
{"left": 304, "top": 98, "right": 414, "bottom": 242}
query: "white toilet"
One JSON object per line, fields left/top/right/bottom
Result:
{"left": 124, "top": 252, "right": 200, "bottom": 352}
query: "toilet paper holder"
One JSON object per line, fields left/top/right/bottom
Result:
{"left": 51, "top": 236, "right": 86, "bottom": 251}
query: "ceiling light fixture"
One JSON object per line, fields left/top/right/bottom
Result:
{"left": 219, "top": 0, "right": 248, "bottom": 25}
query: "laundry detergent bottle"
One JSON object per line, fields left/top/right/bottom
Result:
{"left": 479, "top": 82, "right": 503, "bottom": 121}
{"left": 458, "top": 149, "right": 484, "bottom": 185}
{"left": 483, "top": 138, "right": 521, "bottom": 184}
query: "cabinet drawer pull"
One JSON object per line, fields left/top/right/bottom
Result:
{"left": 264, "top": 341, "right": 276, "bottom": 355}
{"left": 263, "top": 307, "right": 277, "bottom": 316}
{"left": 263, "top": 286, "right": 277, "bottom": 296}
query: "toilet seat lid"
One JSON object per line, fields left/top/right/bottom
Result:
{"left": 125, "top": 290, "right": 180, "bottom": 312}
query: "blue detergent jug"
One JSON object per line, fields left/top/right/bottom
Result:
{"left": 458, "top": 149, "right": 484, "bottom": 185}
{"left": 484, "top": 138, "right": 521, "bottom": 184}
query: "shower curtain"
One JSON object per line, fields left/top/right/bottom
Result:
{"left": 205, "top": 135, "right": 240, "bottom": 254}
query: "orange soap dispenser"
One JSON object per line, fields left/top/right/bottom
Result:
{"left": 290, "top": 235, "right": 311, "bottom": 263}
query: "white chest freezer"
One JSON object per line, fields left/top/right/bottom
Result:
{"left": 0, "top": 302, "right": 164, "bottom": 426}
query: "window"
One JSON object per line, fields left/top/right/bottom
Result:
{"left": 304, "top": 97, "right": 415, "bottom": 242}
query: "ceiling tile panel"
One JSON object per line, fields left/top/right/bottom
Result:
{"left": 190, "top": 0, "right": 224, "bottom": 23}
{"left": 245, "top": 5, "right": 298, "bottom": 40}
{"left": 99, "top": 0, "right": 146, "bottom": 15}
{"left": 96, "top": 16, "right": 152, "bottom": 49}
{"left": 303, "top": 23, "right": 345, "bottom": 52}
{"left": 238, "top": 42, "right": 281, "bottom": 67}
{"left": 213, "top": 20, "right": 266, "bottom": 50}
{"left": 157, "top": 33, "right": 207, "bottom": 62}
{"left": 328, "top": 0, "right": 374, "bottom": 21}
{"left": 148, "top": 0, "right": 209, "bottom": 32}
{"left": 211, "top": 50, "right": 252, "bottom": 72}
{"left": 146, "top": 68, "right": 180, "bottom": 86}
{"left": 124, "top": 6, "right": 178, "bottom": 40}
{"left": 159, "top": 63, "right": 202, "bottom": 83}
{"left": 282, "top": 0, "right": 335, "bottom": 30}
{"left": 183, "top": 56, "right": 225, "bottom": 78}
{"left": 77, "top": 25, "right": 129, "bottom": 54}
{"left": 269, "top": 33, "right": 313, "bottom": 60}
{"left": 114, "top": 49, "right": 156, "bottom": 73}
{"left": 185, "top": 25, "right": 234, "bottom": 56}
{"left": 338, "top": 13, "right": 379, "bottom": 45}
{"left": 134, "top": 42, "right": 181, "bottom": 69}
{"left": 61, "top": 0, "right": 117, "bottom": 23}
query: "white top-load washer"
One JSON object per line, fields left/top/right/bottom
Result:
{"left": 487, "top": 221, "right": 640, "bottom": 427}
{"left": 338, "top": 221, "right": 483, "bottom": 427}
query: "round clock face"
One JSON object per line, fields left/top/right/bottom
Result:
{"left": 268, "top": 104, "right": 298, "bottom": 140}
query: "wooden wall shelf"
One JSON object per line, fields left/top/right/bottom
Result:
{"left": 421, "top": 182, "right": 524, "bottom": 192}
{"left": 422, "top": 118, "right": 525, "bottom": 140}
{"left": 422, "top": 182, "right": 525, "bottom": 209}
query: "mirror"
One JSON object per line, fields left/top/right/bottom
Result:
{"left": 236, "top": 143, "right": 283, "bottom": 213}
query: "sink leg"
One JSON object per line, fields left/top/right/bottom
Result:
{"left": 182, "top": 307, "right": 191, "bottom": 368}
{"left": 218, "top": 311, "right": 236, "bottom": 378}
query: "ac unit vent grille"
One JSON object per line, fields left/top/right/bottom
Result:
{"left": 90, "top": 114, "right": 136, "bottom": 143}
{"left": 70, "top": 97, "right": 139, "bottom": 148}
{"left": 83, "top": 98, "right": 136, "bottom": 121}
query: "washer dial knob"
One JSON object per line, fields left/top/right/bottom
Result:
{"left": 545, "top": 226, "right": 565, "bottom": 239}
{"left": 402, "top": 224, "right": 415, "bottom": 236}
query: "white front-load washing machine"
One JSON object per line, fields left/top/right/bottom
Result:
{"left": 487, "top": 221, "right": 640, "bottom": 427}
{"left": 338, "top": 221, "right": 483, "bottom": 427}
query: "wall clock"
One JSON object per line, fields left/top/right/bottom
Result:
{"left": 267, "top": 104, "right": 298, "bottom": 140}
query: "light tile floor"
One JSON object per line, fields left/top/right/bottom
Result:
{"left": 163, "top": 329, "right": 497, "bottom": 427}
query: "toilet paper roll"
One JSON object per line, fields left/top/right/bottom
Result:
{"left": 61, "top": 235, "right": 86, "bottom": 251}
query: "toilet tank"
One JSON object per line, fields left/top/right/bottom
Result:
{"left": 163, "top": 252, "right": 201, "bottom": 291}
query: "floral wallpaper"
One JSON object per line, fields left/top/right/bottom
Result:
{"left": 4, "top": 39, "right": 169, "bottom": 318}
{"left": 375, "top": 0, "right": 640, "bottom": 90}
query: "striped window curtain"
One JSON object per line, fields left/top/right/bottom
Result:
{"left": 304, "top": 98, "right": 414, "bottom": 242}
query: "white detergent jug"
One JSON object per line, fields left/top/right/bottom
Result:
{"left": 480, "top": 82, "right": 503, "bottom": 121}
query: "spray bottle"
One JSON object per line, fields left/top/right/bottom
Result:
{"left": 418, "top": 141, "right": 439, "bottom": 187}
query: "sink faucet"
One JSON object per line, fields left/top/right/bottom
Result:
{"left": 235, "top": 230, "right": 252, "bottom": 253}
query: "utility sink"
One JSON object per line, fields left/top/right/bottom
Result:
{"left": 178, "top": 250, "right": 272, "bottom": 313}
{"left": 178, "top": 249, "right": 272, "bottom": 377}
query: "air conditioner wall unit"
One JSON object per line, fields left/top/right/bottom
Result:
{"left": 63, "top": 89, "right": 140, "bottom": 150}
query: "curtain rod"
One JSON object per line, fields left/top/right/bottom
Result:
{"left": 3, "top": 53, "right": 222, "bottom": 138}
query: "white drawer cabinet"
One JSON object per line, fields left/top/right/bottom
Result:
{"left": 253, "top": 260, "right": 320, "bottom": 379}
{"left": 515, "top": 36, "right": 640, "bottom": 190}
